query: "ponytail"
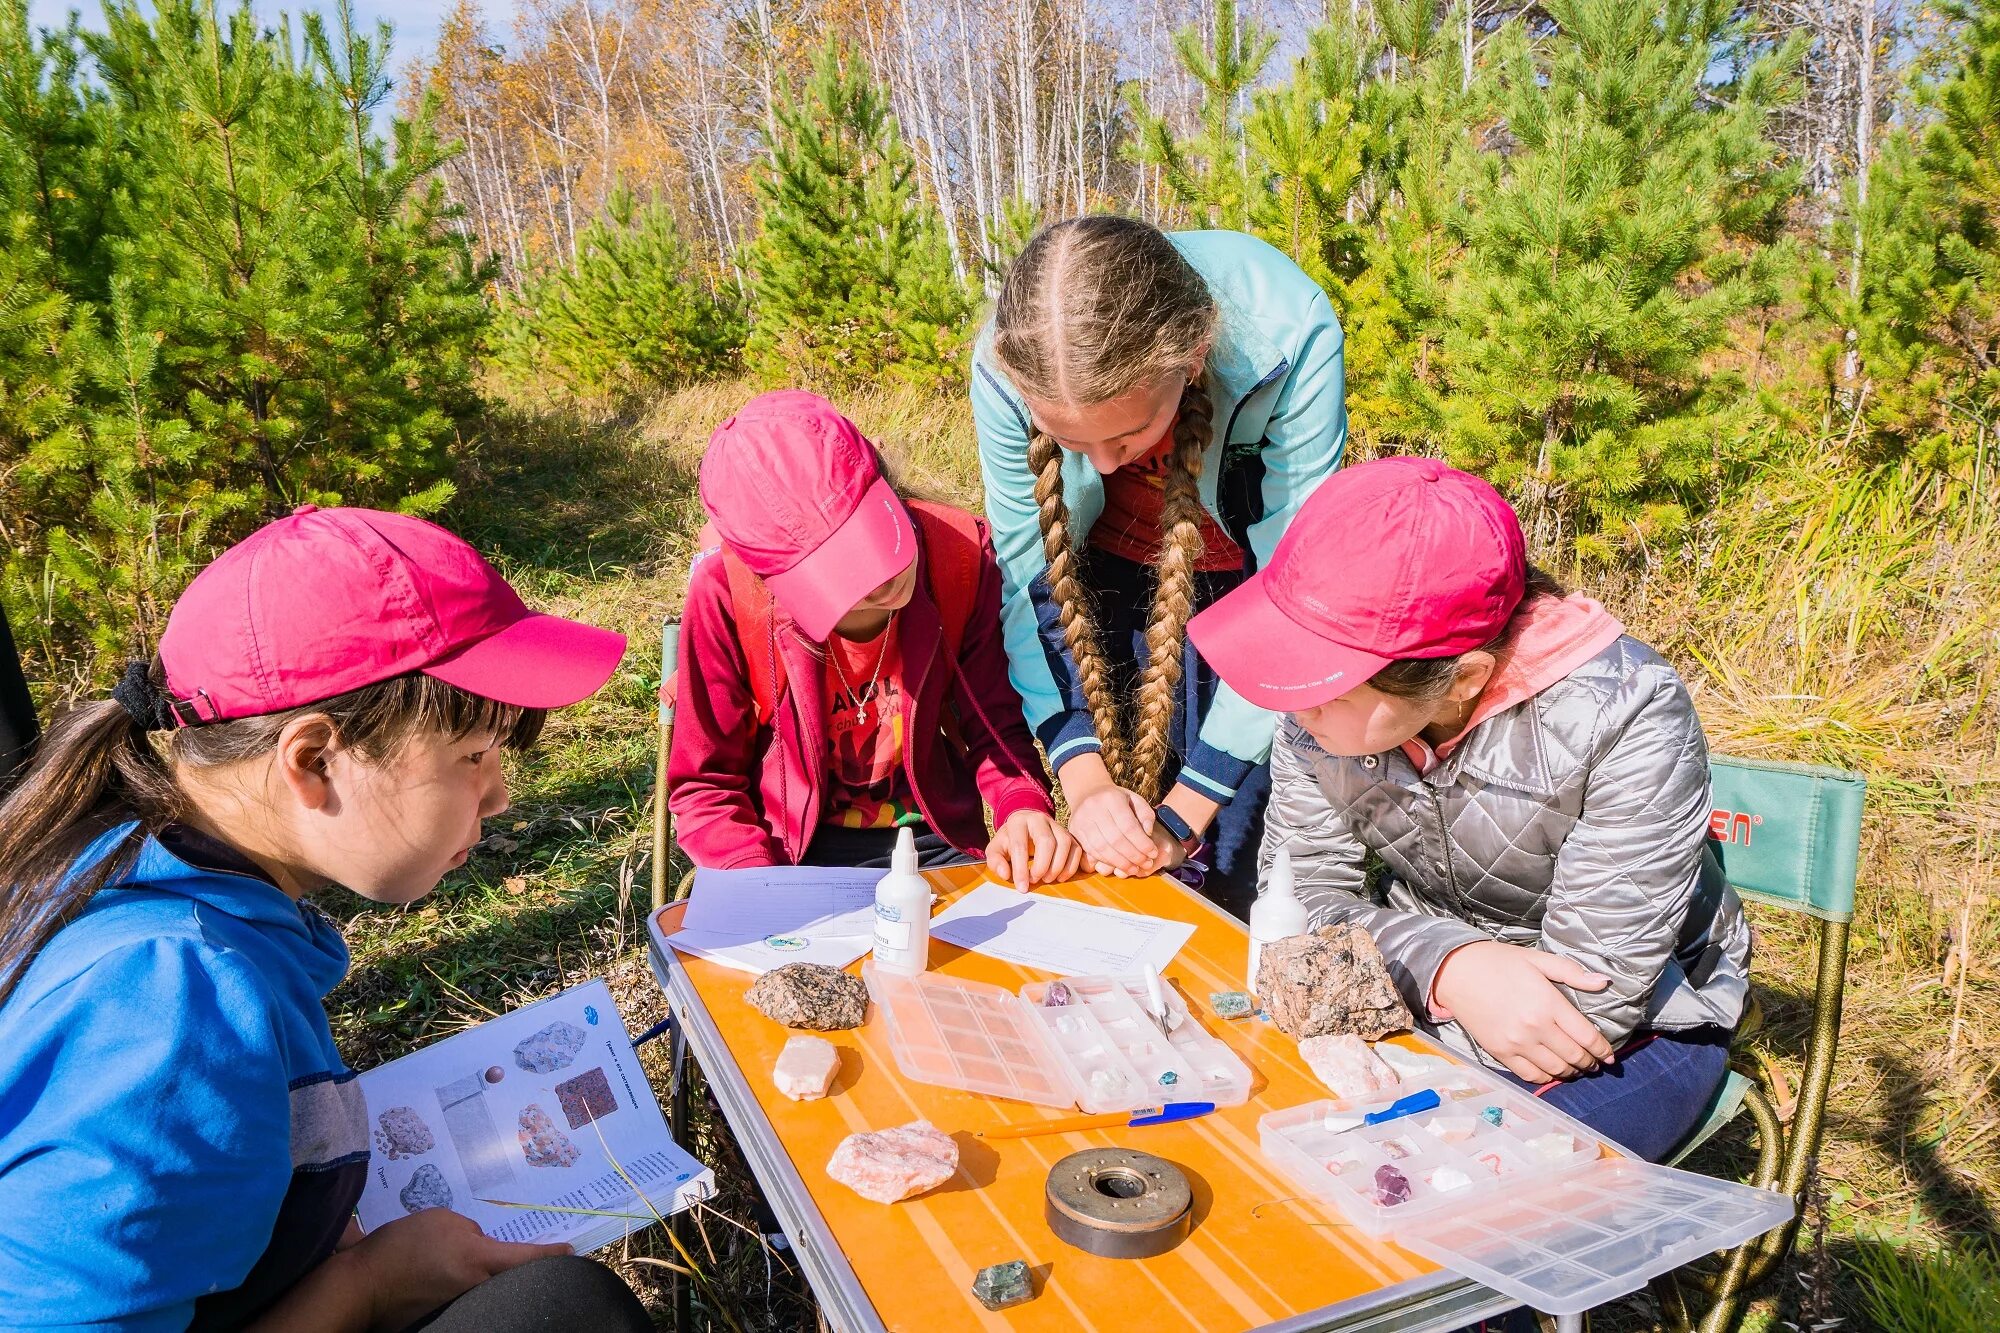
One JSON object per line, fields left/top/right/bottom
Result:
{"left": 0, "top": 663, "right": 181, "bottom": 1004}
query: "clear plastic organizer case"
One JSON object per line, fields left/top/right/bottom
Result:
{"left": 861, "top": 963, "right": 1252, "bottom": 1113}
{"left": 1258, "top": 1065, "right": 1793, "bottom": 1315}
{"left": 1018, "top": 975, "right": 1252, "bottom": 1109}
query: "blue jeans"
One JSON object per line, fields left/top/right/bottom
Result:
{"left": 1081, "top": 549, "right": 1270, "bottom": 920}
{"left": 1495, "top": 1024, "right": 1735, "bottom": 1163}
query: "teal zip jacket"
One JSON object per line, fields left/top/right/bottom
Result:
{"left": 971, "top": 229, "right": 1348, "bottom": 805}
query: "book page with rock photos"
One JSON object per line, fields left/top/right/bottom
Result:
{"left": 354, "top": 979, "right": 713, "bottom": 1252}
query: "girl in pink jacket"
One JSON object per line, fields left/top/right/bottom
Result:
{"left": 668, "top": 392, "right": 1079, "bottom": 888}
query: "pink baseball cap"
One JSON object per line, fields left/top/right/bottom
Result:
{"left": 1188, "top": 456, "right": 1526, "bottom": 710}
{"left": 156, "top": 506, "right": 627, "bottom": 725}
{"left": 698, "top": 390, "right": 918, "bottom": 642}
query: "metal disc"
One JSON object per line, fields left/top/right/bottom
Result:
{"left": 1044, "top": 1146, "right": 1194, "bottom": 1259}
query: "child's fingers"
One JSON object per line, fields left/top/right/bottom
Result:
{"left": 1530, "top": 951, "right": 1611, "bottom": 993}
{"left": 1553, "top": 1002, "right": 1616, "bottom": 1066}
{"left": 1027, "top": 822, "right": 1056, "bottom": 886}
{"left": 986, "top": 838, "right": 1015, "bottom": 887}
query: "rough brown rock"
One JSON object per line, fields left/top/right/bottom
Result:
{"left": 1257, "top": 924, "right": 1414, "bottom": 1041}
{"left": 746, "top": 962, "right": 869, "bottom": 1030}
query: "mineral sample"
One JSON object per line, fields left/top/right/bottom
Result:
{"left": 971, "top": 1260, "right": 1035, "bottom": 1311}
{"left": 1297, "top": 1033, "right": 1397, "bottom": 1100}
{"left": 1256, "top": 925, "right": 1414, "bottom": 1041}
{"left": 772, "top": 1035, "right": 841, "bottom": 1100}
{"left": 555, "top": 1067, "right": 618, "bottom": 1129}
{"left": 1428, "top": 1166, "right": 1473, "bottom": 1193}
{"left": 518, "top": 1103, "right": 581, "bottom": 1168}
{"left": 826, "top": 1120, "right": 959, "bottom": 1203}
{"left": 1373, "top": 1164, "right": 1412, "bottom": 1206}
{"left": 400, "top": 1163, "right": 454, "bottom": 1213}
{"left": 746, "top": 963, "right": 869, "bottom": 1030}
{"left": 372, "top": 1106, "right": 435, "bottom": 1160}
{"left": 513, "top": 1020, "right": 587, "bottom": 1074}
{"left": 1043, "top": 981, "right": 1074, "bottom": 1008}
{"left": 1480, "top": 1105, "right": 1505, "bottom": 1128}
{"left": 1525, "top": 1131, "right": 1578, "bottom": 1161}
{"left": 1209, "top": 991, "right": 1253, "bottom": 1020}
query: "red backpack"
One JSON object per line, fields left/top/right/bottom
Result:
{"left": 663, "top": 499, "right": 985, "bottom": 727}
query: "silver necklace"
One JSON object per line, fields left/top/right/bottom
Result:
{"left": 830, "top": 612, "right": 896, "bottom": 725}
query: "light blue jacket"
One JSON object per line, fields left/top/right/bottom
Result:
{"left": 971, "top": 229, "right": 1348, "bottom": 805}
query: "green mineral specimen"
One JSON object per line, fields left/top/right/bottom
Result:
{"left": 971, "top": 1259, "right": 1034, "bottom": 1311}
{"left": 1209, "top": 990, "right": 1253, "bottom": 1019}
{"left": 1480, "top": 1105, "right": 1504, "bottom": 1128}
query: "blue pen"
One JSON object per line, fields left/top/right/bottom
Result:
{"left": 983, "top": 1100, "right": 1218, "bottom": 1139}
{"left": 1362, "top": 1089, "right": 1442, "bottom": 1126}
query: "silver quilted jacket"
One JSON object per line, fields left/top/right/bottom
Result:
{"left": 1258, "top": 634, "right": 1750, "bottom": 1070}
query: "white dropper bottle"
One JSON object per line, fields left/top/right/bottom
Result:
{"left": 871, "top": 826, "right": 931, "bottom": 976}
{"left": 1248, "top": 845, "right": 1307, "bottom": 995}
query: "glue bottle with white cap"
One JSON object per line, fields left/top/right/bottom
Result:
{"left": 871, "top": 826, "right": 931, "bottom": 976}
{"left": 1248, "top": 846, "right": 1307, "bottom": 995}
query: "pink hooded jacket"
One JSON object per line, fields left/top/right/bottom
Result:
{"left": 666, "top": 506, "right": 1055, "bottom": 868}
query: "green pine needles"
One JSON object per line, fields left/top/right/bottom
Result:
{"left": 746, "top": 40, "right": 973, "bottom": 393}
{"left": 0, "top": 0, "right": 487, "bottom": 678}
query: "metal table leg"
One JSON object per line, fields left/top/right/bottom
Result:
{"left": 671, "top": 1009, "right": 693, "bottom": 1331}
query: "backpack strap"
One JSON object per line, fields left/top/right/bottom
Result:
{"left": 695, "top": 519, "right": 785, "bottom": 729}
{"left": 908, "top": 500, "right": 984, "bottom": 664}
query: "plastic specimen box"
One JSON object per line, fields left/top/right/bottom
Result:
{"left": 862, "top": 963, "right": 1252, "bottom": 1113}
{"left": 1018, "top": 974, "right": 1253, "bottom": 1108}
{"left": 1258, "top": 1065, "right": 1793, "bottom": 1316}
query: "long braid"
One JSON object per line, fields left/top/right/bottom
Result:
{"left": 1028, "top": 429, "right": 1129, "bottom": 782}
{"left": 1127, "top": 379, "right": 1212, "bottom": 803}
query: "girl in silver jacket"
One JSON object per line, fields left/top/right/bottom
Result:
{"left": 1188, "top": 456, "right": 1749, "bottom": 1162}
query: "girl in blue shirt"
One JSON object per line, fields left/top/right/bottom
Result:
{"left": 0, "top": 506, "right": 648, "bottom": 1333}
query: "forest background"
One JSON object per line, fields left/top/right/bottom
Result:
{"left": 1, "top": 0, "right": 1996, "bottom": 1327}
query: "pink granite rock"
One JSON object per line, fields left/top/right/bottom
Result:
{"left": 1298, "top": 1033, "right": 1398, "bottom": 1100}
{"left": 1258, "top": 924, "right": 1415, "bottom": 1041}
{"left": 772, "top": 1035, "right": 841, "bottom": 1101}
{"left": 826, "top": 1120, "right": 959, "bottom": 1204}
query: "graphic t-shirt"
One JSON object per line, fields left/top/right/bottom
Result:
{"left": 1090, "top": 419, "right": 1245, "bottom": 572}
{"left": 822, "top": 623, "right": 923, "bottom": 829}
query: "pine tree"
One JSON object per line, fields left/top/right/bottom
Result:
{"left": 0, "top": 0, "right": 490, "bottom": 679}
{"left": 495, "top": 187, "right": 744, "bottom": 398}
{"left": 746, "top": 40, "right": 972, "bottom": 391}
{"left": 1385, "top": 0, "right": 1802, "bottom": 560}
{"left": 1839, "top": 0, "right": 2000, "bottom": 472}
{"left": 1128, "top": 0, "right": 1277, "bottom": 231}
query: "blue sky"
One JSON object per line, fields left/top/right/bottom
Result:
{"left": 24, "top": 1, "right": 518, "bottom": 132}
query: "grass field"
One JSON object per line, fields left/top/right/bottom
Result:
{"left": 320, "top": 380, "right": 1999, "bottom": 1330}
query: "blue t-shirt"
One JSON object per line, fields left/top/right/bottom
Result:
{"left": 0, "top": 824, "right": 367, "bottom": 1330}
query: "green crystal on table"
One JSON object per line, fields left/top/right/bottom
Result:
{"left": 1209, "top": 990, "right": 1253, "bottom": 1019}
{"left": 1480, "top": 1105, "right": 1504, "bottom": 1127}
{"left": 972, "top": 1259, "right": 1034, "bottom": 1310}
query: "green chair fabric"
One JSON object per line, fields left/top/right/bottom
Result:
{"left": 1668, "top": 1069, "right": 1755, "bottom": 1166}
{"left": 1706, "top": 756, "right": 1864, "bottom": 922}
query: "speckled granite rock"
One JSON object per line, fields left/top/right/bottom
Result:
{"left": 746, "top": 963, "right": 869, "bottom": 1030}
{"left": 1257, "top": 924, "right": 1414, "bottom": 1040}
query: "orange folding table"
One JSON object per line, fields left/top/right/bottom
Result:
{"left": 648, "top": 866, "right": 1519, "bottom": 1332}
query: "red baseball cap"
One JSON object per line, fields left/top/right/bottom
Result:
{"left": 1188, "top": 456, "right": 1526, "bottom": 710}
{"left": 698, "top": 391, "right": 918, "bottom": 642}
{"left": 157, "top": 506, "right": 627, "bottom": 725}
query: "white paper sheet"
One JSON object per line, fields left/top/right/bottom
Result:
{"left": 664, "top": 926, "right": 874, "bottom": 975}
{"left": 354, "top": 979, "right": 713, "bottom": 1254}
{"left": 928, "top": 882, "right": 1196, "bottom": 975}
{"left": 679, "top": 866, "right": 883, "bottom": 941}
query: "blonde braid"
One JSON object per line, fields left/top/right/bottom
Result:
{"left": 1028, "top": 428, "right": 1129, "bottom": 782}
{"left": 1127, "top": 380, "right": 1212, "bottom": 803}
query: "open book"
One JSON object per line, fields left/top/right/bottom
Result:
{"left": 354, "top": 978, "right": 713, "bottom": 1253}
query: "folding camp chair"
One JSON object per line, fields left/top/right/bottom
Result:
{"left": 1651, "top": 755, "right": 1865, "bottom": 1333}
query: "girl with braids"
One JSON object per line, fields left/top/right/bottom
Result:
{"left": 0, "top": 508, "right": 655, "bottom": 1332}
{"left": 973, "top": 217, "right": 1348, "bottom": 915}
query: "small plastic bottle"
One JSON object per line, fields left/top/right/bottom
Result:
{"left": 1248, "top": 846, "right": 1307, "bottom": 995}
{"left": 871, "top": 826, "right": 931, "bottom": 976}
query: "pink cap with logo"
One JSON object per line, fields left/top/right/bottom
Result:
{"left": 697, "top": 390, "right": 918, "bottom": 642}
{"left": 1188, "top": 456, "right": 1526, "bottom": 710}
{"left": 157, "top": 506, "right": 627, "bottom": 725}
